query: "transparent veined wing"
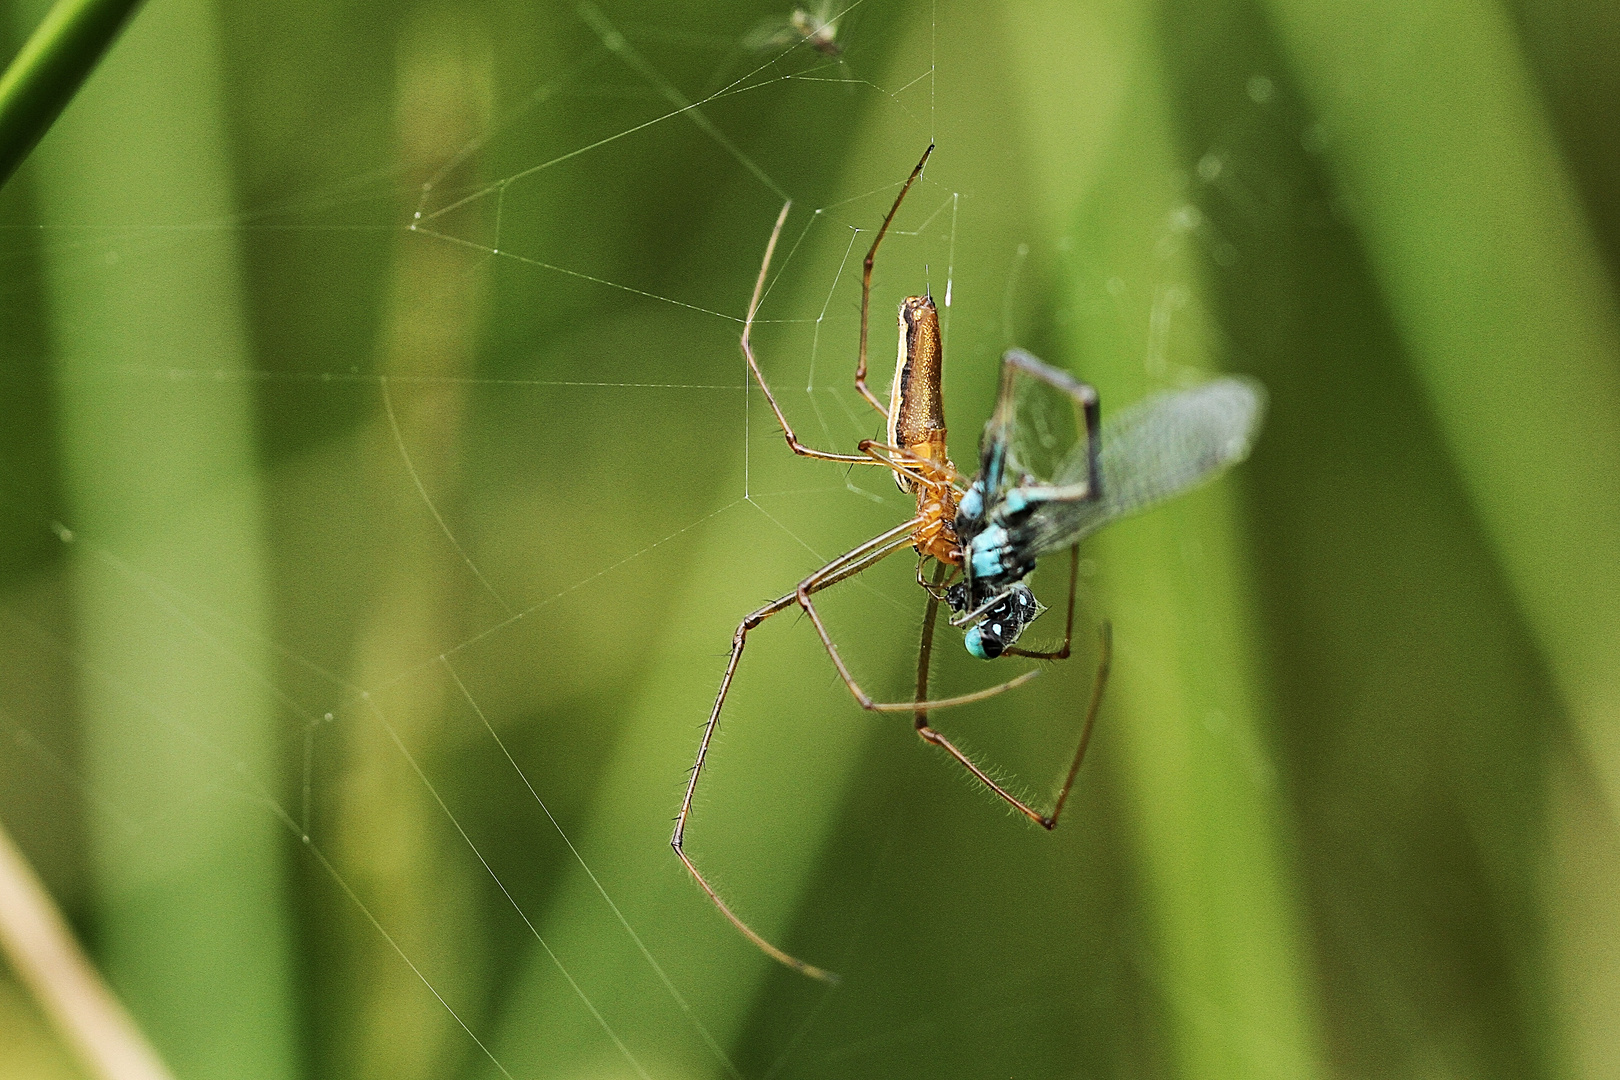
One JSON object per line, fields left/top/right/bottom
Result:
{"left": 968, "top": 350, "right": 1101, "bottom": 519}
{"left": 1020, "top": 377, "right": 1266, "bottom": 557}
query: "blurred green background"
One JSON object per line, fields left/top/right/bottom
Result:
{"left": 2, "top": 0, "right": 1618, "bottom": 1077}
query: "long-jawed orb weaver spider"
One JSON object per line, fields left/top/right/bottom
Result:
{"left": 673, "top": 145, "right": 1267, "bottom": 982}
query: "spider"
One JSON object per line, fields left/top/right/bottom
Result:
{"left": 745, "top": 1, "right": 843, "bottom": 57}
{"left": 672, "top": 145, "right": 1266, "bottom": 982}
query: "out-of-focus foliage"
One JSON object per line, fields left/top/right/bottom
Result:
{"left": 0, "top": 0, "right": 144, "bottom": 189}
{"left": 1, "top": 0, "right": 1616, "bottom": 1078}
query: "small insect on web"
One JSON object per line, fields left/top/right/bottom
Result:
{"left": 671, "top": 145, "right": 1268, "bottom": 982}
{"left": 744, "top": 1, "right": 843, "bottom": 57}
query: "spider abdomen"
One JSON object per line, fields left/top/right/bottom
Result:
{"left": 888, "top": 295, "right": 951, "bottom": 495}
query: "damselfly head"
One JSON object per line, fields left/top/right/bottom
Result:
{"left": 947, "top": 581, "right": 1045, "bottom": 659}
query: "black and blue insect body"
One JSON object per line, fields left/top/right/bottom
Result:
{"left": 947, "top": 349, "right": 1265, "bottom": 659}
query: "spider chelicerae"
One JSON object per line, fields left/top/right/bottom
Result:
{"left": 673, "top": 145, "right": 1266, "bottom": 981}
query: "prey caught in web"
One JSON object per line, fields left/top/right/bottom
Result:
{"left": 672, "top": 145, "right": 1267, "bottom": 982}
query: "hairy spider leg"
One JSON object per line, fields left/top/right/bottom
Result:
{"left": 1003, "top": 545, "right": 1080, "bottom": 661}
{"left": 741, "top": 200, "right": 875, "bottom": 466}
{"left": 673, "top": 517, "right": 1040, "bottom": 981}
{"left": 858, "top": 439, "right": 969, "bottom": 489}
{"left": 740, "top": 142, "right": 937, "bottom": 469}
{"left": 915, "top": 558, "right": 1113, "bottom": 829}
{"left": 856, "top": 143, "right": 934, "bottom": 416}
{"left": 1044, "top": 620, "right": 1110, "bottom": 828}
{"left": 985, "top": 349, "right": 1103, "bottom": 505}
{"left": 741, "top": 143, "right": 962, "bottom": 568}
{"left": 795, "top": 559, "right": 1037, "bottom": 716}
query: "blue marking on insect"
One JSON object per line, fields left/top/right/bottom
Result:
{"left": 970, "top": 529, "right": 1008, "bottom": 578}
{"left": 952, "top": 583, "right": 1043, "bottom": 659}
{"left": 963, "top": 624, "right": 989, "bottom": 659}
{"left": 958, "top": 484, "right": 984, "bottom": 522}
{"left": 978, "top": 523, "right": 1009, "bottom": 550}
{"left": 997, "top": 487, "right": 1050, "bottom": 521}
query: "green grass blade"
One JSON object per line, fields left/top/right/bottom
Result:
{"left": 1007, "top": 2, "right": 1325, "bottom": 1076}
{"left": 1261, "top": 3, "right": 1620, "bottom": 1068}
{"left": 16, "top": 0, "right": 299, "bottom": 1075}
{"left": 0, "top": 0, "right": 143, "bottom": 190}
{"left": 1262, "top": 0, "right": 1620, "bottom": 827}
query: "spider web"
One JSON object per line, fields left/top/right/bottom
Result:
{"left": 0, "top": 0, "right": 1238, "bottom": 1077}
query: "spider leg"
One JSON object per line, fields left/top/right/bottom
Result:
{"left": 984, "top": 350, "right": 1104, "bottom": 504}
{"left": 1043, "top": 621, "right": 1110, "bottom": 828}
{"left": 1002, "top": 545, "right": 1078, "bottom": 660}
{"left": 915, "top": 554, "right": 957, "bottom": 598}
{"left": 744, "top": 209, "right": 956, "bottom": 496}
{"left": 672, "top": 517, "right": 923, "bottom": 982}
{"left": 913, "top": 559, "right": 1112, "bottom": 830}
{"left": 914, "top": 561, "right": 951, "bottom": 724}
{"left": 855, "top": 144, "right": 933, "bottom": 416}
{"left": 797, "top": 558, "right": 1041, "bottom": 714}
{"left": 675, "top": 513, "right": 1042, "bottom": 978}
{"left": 858, "top": 438, "right": 970, "bottom": 488}
{"left": 743, "top": 202, "right": 876, "bottom": 466}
